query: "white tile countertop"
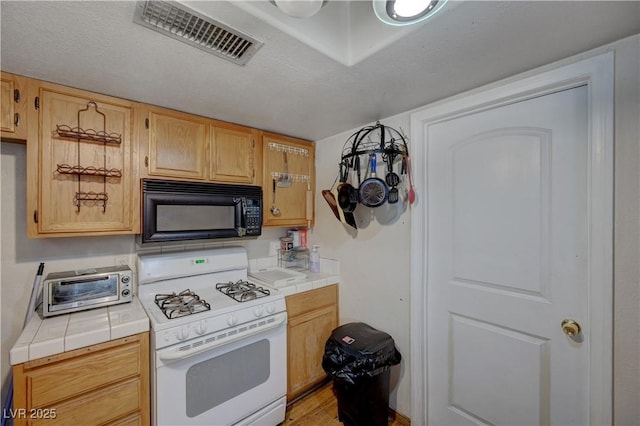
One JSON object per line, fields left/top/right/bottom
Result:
{"left": 249, "top": 256, "right": 340, "bottom": 296}
{"left": 9, "top": 297, "right": 149, "bottom": 365}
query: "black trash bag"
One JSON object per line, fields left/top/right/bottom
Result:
{"left": 322, "top": 322, "right": 402, "bottom": 385}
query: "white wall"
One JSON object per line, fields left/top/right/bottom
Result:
{"left": 314, "top": 34, "right": 639, "bottom": 422}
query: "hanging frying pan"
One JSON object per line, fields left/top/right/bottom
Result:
{"left": 322, "top": 172, "right": 357, "bottom": 229}
{"left": 338, "top": 161, "right": 359, "bottom": 213}
{"left": 359, "top": 153, "right": 388, "bottom": 208}
{"left": 332, "top": 185, "right": 357, "bottom": 229}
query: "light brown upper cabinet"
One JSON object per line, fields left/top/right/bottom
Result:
{"left": 1, "top": 71, "right": 29, "bottom": 142}
{"left": 144, "top": 106, "right": 208, "bottom": 180}
{"left": 262, "top": 132, "right": 315, "bottom": 227}
{"left": 142, "top": 105, "right": 260, "bottom": 185}
{"left": 26, "top": 82, "right": 138, "bottom": 237}
{"left": 210, "top": 121, "right": 260, "bottom": 184}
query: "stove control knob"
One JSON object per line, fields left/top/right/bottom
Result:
{"left": 176, "top": 326, "right": 190, "bottom": 341}
{"left": 227, "top": 315, "right": 239, "bottom": 326}
{"left": 254, "top": 306, "right": 264, "bottom": 318}
{"left": 266, "top": 303, "right": 276, "bottom": 314}
{"left": 195, "top": 321, "right": 207, "bottom": 335}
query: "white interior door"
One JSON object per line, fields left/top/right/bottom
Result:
{"left": 426, "top": 85, "right": 591, "bottom": 425}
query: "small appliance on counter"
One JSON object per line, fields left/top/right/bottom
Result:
{"left": 41, "top": 265, "right": 133, "bottom": 317}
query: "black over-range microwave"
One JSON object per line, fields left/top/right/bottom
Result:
{"left": 141, "top": 179, "right": 262, "bottom": 243}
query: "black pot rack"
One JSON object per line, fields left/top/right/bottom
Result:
{"left": 339, "top": 121, "right": 409, "bottom": 173}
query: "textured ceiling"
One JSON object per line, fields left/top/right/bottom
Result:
{"left": 1, "top": 1, "right": 639, "bottom": 141}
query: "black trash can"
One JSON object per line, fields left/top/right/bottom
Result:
{"left": 322, "top": 322, "right": 402, "bottom": 426}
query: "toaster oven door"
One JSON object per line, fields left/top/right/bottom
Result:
{"left": 47, "top": 275, "right": 119, "bottom": 314}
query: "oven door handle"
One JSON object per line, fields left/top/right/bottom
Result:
{"left": 158, "top": 313, "right": 287, "bottom": 362}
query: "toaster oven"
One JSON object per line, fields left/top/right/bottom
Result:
{"left": 42, "top": 266, "right": 133, "bottom": 317}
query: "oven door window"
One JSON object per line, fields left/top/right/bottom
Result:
{"left": 51, "top": 276, "right": 118, "bottom": 307}
{"left": 185, "top": 339, "right": 270, "bottom": 418}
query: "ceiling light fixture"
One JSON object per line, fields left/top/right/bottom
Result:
{"left": 373, "top": 0, "right": 448, "bottom": 26}
{"left": 271, "top": 0, "right": 328, "bottom": 18}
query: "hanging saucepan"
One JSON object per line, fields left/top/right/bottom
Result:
{"left": 359, "top": 153, "right": 388, "bottom": 207}
{"left": 337, "top": 160, "right": 358, "bottom": 213}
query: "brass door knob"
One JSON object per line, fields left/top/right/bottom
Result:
{"left": 561, "top": 319, "right": 581, "bottom": 336}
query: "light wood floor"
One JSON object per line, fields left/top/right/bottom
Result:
{"left": 283, "top": 381, "right": 409, "bottom": 426}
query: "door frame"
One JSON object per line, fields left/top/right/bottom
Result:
{"left": 409, "top": 52, "right": 613, "bottom": 425}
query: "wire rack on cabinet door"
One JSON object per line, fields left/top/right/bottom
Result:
{"left": 54, "top": 101, "right": 123, "bottom": 212}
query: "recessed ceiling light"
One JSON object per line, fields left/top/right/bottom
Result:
{"left": 271, "top": 0, "right": 328, "bottom": 18}
{"left": 373, "top": 0, "right": 448, "bottom": 26}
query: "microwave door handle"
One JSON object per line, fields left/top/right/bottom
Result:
{"left": 236, "top": 197, "right": 247, "bottom": 237}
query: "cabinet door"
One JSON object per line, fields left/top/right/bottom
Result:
{"left": 147, "top": 108, "right": 208, "bottom": 180}
{"left": 263, "top": 133, "right": 315, "bottom": 227}
{"left": 1, "top": 72, "right": 28, "bottom": 141}
{"left": 33, "top": 86, "right": 136, "bottom": 236}
{"left": 210, "top": 123, "right": 257, "bottom": 184}
{"left": 287, "top": 303, "right": 338, "bottom": 400}
{"left": 286, "top": 285, "right": 338, "bottom": 400}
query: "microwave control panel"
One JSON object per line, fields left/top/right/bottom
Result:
{"left": 245, "top": 200, "right": 262, "bottom": 235}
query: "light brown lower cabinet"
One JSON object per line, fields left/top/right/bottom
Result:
{"left": 12, "top": 333, "right": 150, "bottom": 426}
{"left": 286, "top": 284, "right": 338, "bottom": 401}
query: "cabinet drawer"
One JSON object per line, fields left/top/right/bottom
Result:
{"left": 286, "top": 284, "right": 337, "bottom": 318}
{"left": 30, "top": 378, "right": 141, "bottom": 426}
{"left": 27, "top": 341, "right": 142, "bottom": 408}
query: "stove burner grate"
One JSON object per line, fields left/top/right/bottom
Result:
{"left": 154, "top": 289, "right": 211, "bottom": 319}
{"left": 216, "top": 280, "right": 270, "bottom": 302}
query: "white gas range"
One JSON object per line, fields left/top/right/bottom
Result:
{"left": 137, "top": 247, "right": 287, "bottom": 426}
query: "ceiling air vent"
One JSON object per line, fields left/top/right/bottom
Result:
{"left": 134, "top": 1, "right": 263, "bottom": 66}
